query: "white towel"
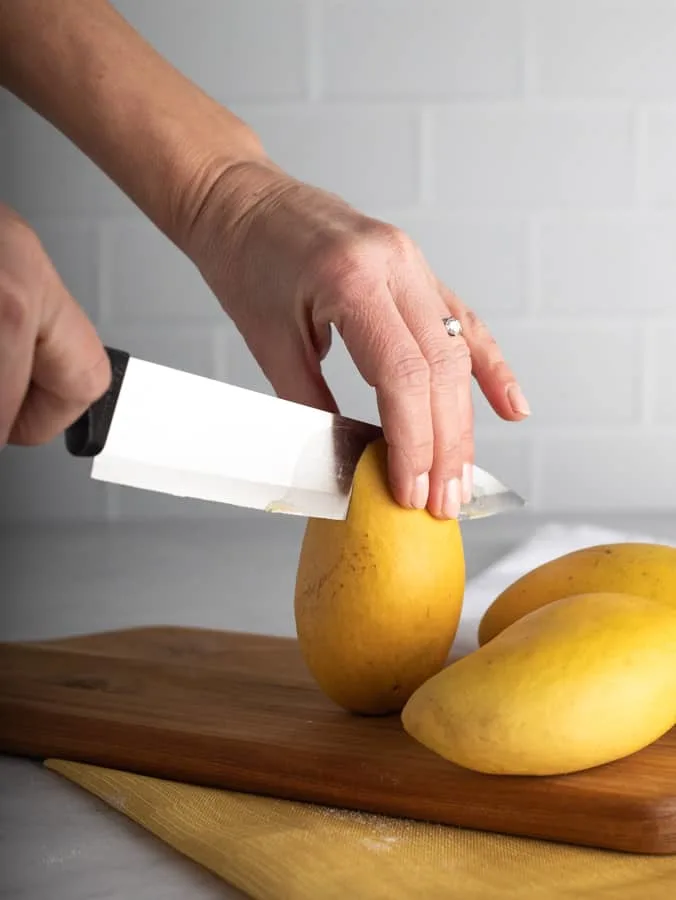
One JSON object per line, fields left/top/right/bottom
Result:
{"left": 455, "top": 522, "right": 674, "bottom": 656}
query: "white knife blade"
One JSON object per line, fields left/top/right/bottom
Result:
{"left": 64, "top": 347, "right": 526, "bottom": 521}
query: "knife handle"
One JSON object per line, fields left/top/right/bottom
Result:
{"left": 64, "top": 347, "right": 129, "bottom": 457}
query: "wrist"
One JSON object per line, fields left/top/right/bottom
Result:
{"left": 176, "top": 148, "right": 291, "bottom": 269}
{"left": 159, "top": 106, "right": 273, "bottom": 250}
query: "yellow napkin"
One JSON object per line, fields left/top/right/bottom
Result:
{"left": 46, "top": 759, "right": 676, "bottom": 899}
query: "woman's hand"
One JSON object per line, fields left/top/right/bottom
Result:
{"left": 0, "top": 204, "right": 111, "bottom": 447}
{"left": 186, "top": 162, "right": 530, "bottom": 520}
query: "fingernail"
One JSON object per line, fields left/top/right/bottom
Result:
{"left": 507, "top": 384, "right": 531, "bottom": 416}
{"left": 443, "top": 478, "right": 461, "bottom": 519}
{"left": 411, "top": 472, "right": 429, "bottom": 510}
{"left": 461, "top": 463, "right": 473, "bottom": 505}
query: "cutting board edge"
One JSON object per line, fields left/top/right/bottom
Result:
{"left": 3, "top": 702, "right": 675, "bottom": 857}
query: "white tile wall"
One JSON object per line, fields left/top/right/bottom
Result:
{"left": 639, "top": 109, "right": 676, "bottom": 207}
{"left": 530, "top": 0, "right": 676, "bottom": 99}
{"left": 232, "top": 105, "right": 422, "bottom": 209}
{"left": 322, "top": 0, "right": 523, "bottom": 99}
{"left": 650, "top": 325, "right": 676, "bottom": 425}
{"left": 432, "top": 106, "right": 636, "bottom": 210}
{"left": 2, "top": 0, "right": 675, "bottom": 522}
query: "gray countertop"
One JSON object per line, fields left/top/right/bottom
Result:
{"left": 2, "top": 512, "right": 675, "bottom": 899}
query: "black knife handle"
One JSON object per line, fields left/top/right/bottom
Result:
{"left": 64, "top": 346, "right": 130, "bottom": 457}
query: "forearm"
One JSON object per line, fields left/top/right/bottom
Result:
{"left": 0, "top": 0, "right": 268, "bottom": 246}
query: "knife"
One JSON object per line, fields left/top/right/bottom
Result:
{"left": 64, "top": 347, "right": 526, "bottom": 522}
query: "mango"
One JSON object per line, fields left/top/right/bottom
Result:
{"left": 478, "top": 542, "right": 676, "bottom": 646}
{"left": 294, "top": 438, "right": 465, "bottom": 715}
{"left": 402, "top": 592, "right": 676, "bottom": 776}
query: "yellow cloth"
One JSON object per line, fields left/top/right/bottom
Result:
{"left": 46, "top": 759, "right": 676, "bottom": 900}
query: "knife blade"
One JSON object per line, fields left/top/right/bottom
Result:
{"left": 64, "top": 347, "right": 526, "bottom": 521}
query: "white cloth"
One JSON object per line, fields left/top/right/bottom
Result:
{"left": 455, "top": 522, "right": 674, "bottom": 656}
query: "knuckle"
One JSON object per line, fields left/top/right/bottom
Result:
{"left": 1, "top": 212, "right": 43, "bottom": 263}
{"left": 313, "top": 233, "right": 365, "bottom": 277}
{"left": 387, "top": 353, "right": 430, "bottom": 391}
{"left": 0, "top": 277, "right": 30, "bottom": 335}
{"left": 380, "top": 224, "right": 416, "bottom": 262}
{"left": 77, "top": 354, "right": 112, "bottom": 406}
{"left": 312, "top": 235, "right": 378, "bottom": 302}
{"left": 426, "top": 339, "right": 472, "bottom": 386}
{"left": 448, "top": 338, "right": 472, "bottom": 371}
{"left": 459, "top": 428, "right": 475, "bottom": 452}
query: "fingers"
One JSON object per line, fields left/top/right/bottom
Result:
{"left": 12, "top": 279, "right": 111, "bottom": 445}
{"left": 328, "top": 274, "right": 473, "bottom": 519}
{"left": 0, "top": 208, "right": 110, "bottom": 447}
{"left": 437, "top": 283, "right": 530, "bottom": 422}
{"left": 392, "top": 278, "right": 473, "bottom": 518}
{"left": 329, "top": 281, "right": 435, "bottom": 511}
{"left": 316, "top": 249, "right": 478, "bottom": 519}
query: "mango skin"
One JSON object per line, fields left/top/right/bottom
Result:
{"left": 478, "top": 543, "right": 676, "bottom": 646}
{"left": 402, "top": 592, "right": 676, "bottom": 776}
{"left": 294, "top": 438, "right": 465, "bottom": 716}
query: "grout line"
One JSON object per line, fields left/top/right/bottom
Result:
{"left": 305, "top": 0, "right": 323, "bottom": 101}
{"left": 419, "top": 106, "right": 434, "bottom": 207}
{"left": 526, "top": 213, "right": 540, "bottom": 313}
{"left": 231, "top": 97, "right": 655, "bottom": 112}
{"left": 475, "top": 422, "right": 676, "bottom": 439}
{"left": 640, "top": 323, "right": 655, "bottom": 426}
{"left": 629, "top": 103, "right": 642, "bottom": 209}
{"left": 520, "top": 0, "right": 537, "bottom": 100}
{"left": 634, "top": 104, "right": 648, "bottom": 209}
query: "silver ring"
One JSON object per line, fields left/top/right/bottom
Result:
{"left": 442, "top": 315, "right": 463, "bottom": 338}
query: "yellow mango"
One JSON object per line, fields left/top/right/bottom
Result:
{"left": 478, "top": 542, "right": 676, "bottom": 646}
{"left": 402, "top": 592, "right": 676, "bottom": 775}
{"left": 294, "top": 438, "right": 465, "bottom": 715}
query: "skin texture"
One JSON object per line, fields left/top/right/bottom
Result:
{"left": 402, "top": 592, "right": 676, "bottom": 776}
{"left": 294, "top": 438, "right": 465, "bottom": 715}
{"left": 478, "top": 543, "right": 676, "bottom": 646}
{"left": 0, "top": 204, "right": 111, "bottom": 445}
{"left": 0, "top": 0, "right": 529, "bottom": 519}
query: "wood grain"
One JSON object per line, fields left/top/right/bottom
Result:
{"left": 0, "top": 626, "right": 674, "bottom": 854}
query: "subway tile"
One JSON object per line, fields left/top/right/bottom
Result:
{"left": 471, "top": 321, "right": 641, "bottom": 426}
{"left": 433, "top": 107, "right": 634, "bottom": 210}
{"left": 113, "top": 0, "right": 307, "bottom": 100}
{"left": 649, "top": 325, "right": 676, "bottom": 425}
{"left": 4, "top": 106, "right": 136, "bottom": 217}
{"left": 323, "top": 0, "right": 521, "bottom": 99}
{"left": 539, "top": 216, "right": 676, "bottom": 314}
{"left": 538, "top": 432, "right": 676, "bottom": 510}
{"left": 235, "top": 105, "right": 420, "bottom": 209}
{"left": 104, "top": 217, "right": 222, "bottom": 324}
{"left": 530, "top": 0, "right": 676, "bottom": 99}
{"left": 395, "top": 215, "right": 529, "bottom": 312}
{"left": 640, "top": 110, "right": 676, "bottom": 208}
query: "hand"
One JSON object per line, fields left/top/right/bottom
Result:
{"left": 187, "top": 162, "right": 530, "bottom": 520}
{"left": 0, "top": 204, "right": 111, "bottom": 447}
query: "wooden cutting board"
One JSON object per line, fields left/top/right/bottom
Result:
{"left": 1, "top": 625, "right": 674, "bottom": 855}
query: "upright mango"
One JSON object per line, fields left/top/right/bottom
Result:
{"left": 478, "top": 542, "right": 676, "bottom": 645}
{"left": 294, "top": 439, "right": 465, "bottom": 715}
